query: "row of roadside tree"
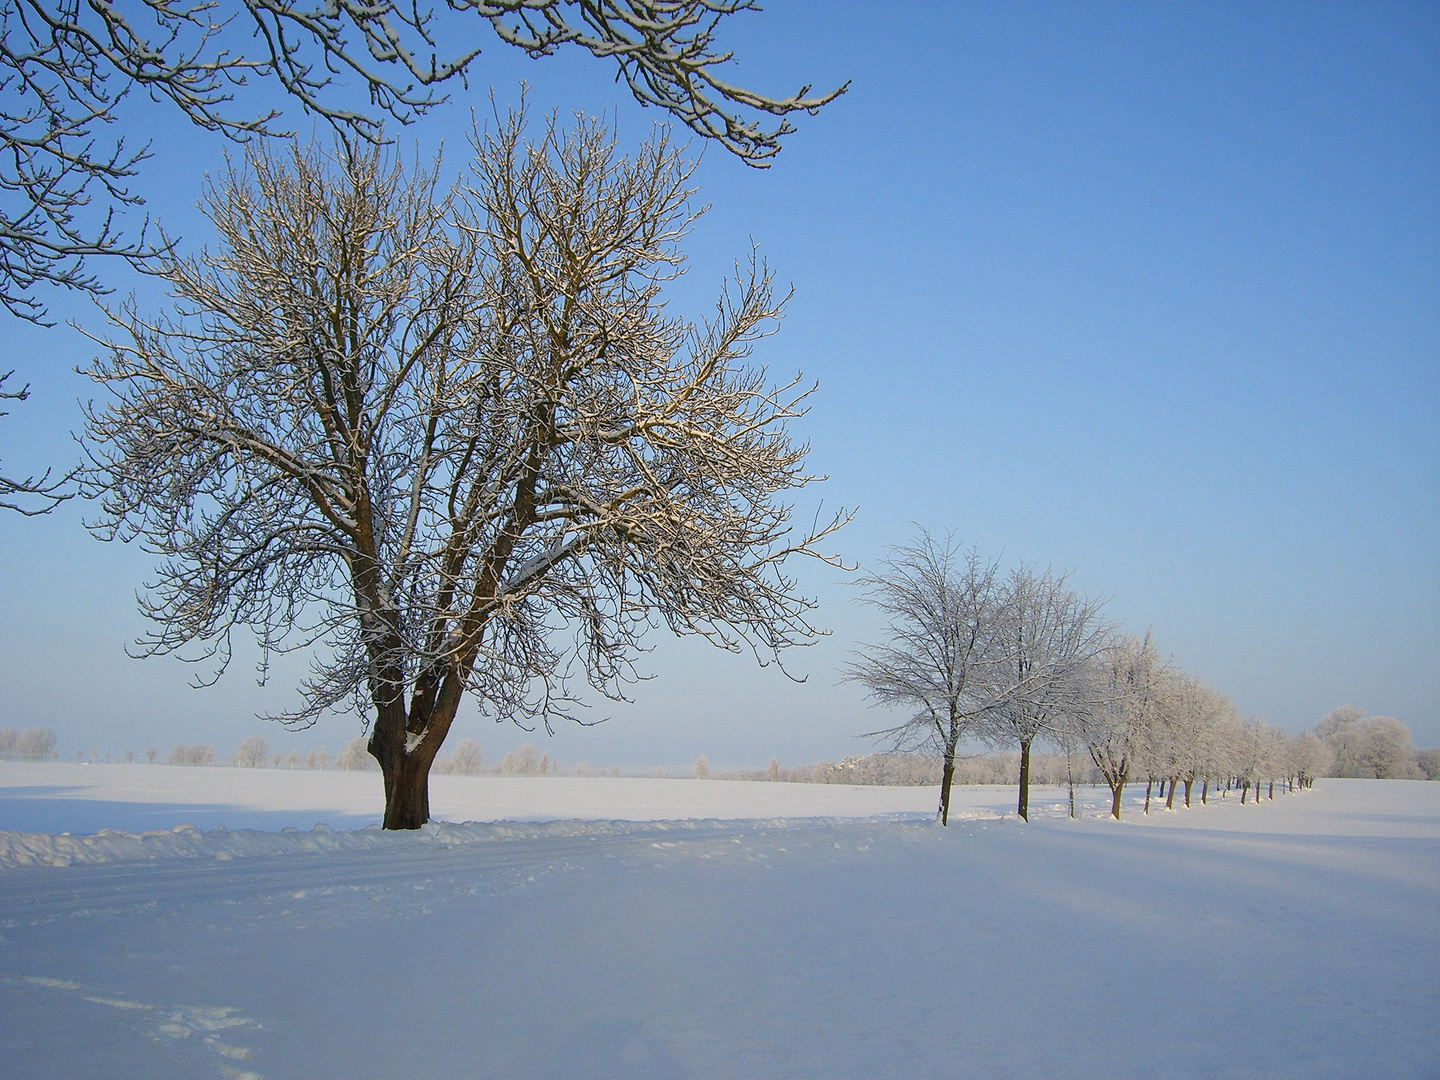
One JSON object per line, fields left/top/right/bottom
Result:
{"left": 843, "top": 529, "right": 1431, "bottom": 824}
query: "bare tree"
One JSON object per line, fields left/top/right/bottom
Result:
{"left": 80, "top": 111, "right": 845, "bottom": 828}
{"left": 1, "top": 0, "right": 845, "bottom": 324}
{"left": 984, "top": 564, "right": 1109, "bottom": 821}
{"left": 1287, "top": 730, "right": 1330, "bottom": 789}
{"left": 233, "top": 734, "right": 268, "bottom": 767}
{"left": 846, "top": 532, "right": 1013, "bottom": 826}
{"left": 1078, "top": 630, "right": 1166, "bottom": 821}
{"left": 447, "top": 736, "right": 484, "bottom": 774}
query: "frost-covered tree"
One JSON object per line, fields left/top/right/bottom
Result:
{"left": 1287, "top": 731, "right": 1330, "bottom": 789}
{"left": 1414, "top": 748, "right": 1440, "bottom": 781}
{"left": 694, "top": 754, "right": 709, "bottom": 779}
{"left": 1354, "top": 717, "right": 1420, "bottom": 780}
{"left": 1078, "top": 631, "right": 1166, "bottom": 821}
{"left": 80, "top": 111, "right": 845, "bottom": 828}
{"left": 335, "top": 736, "right": 376, "bottom": 771}
{"left": 168, "top": 742, "right": 213, "bottom": 765}
{"left": 448, "top": 737, "right": 484, "bottom": 775}
{"left": 0, "top": 726, "right": 57, "bottom": 759}
{"left": 1315, "top": 707, "right": 1420, "bottom": 779}
{"left": 846, "top": 531, "right": 1015, "bottom": 825}
{"left": 233, "top": 734, "right": 268, "bottom": 767}
{"left": 1316, "top": 704, "right": 1366, "bottom": 776}
{"left": 983, "top": 564, "right": 1109, "bottom": 821}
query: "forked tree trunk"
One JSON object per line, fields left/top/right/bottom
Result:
{"left": 1183, "top": 778, "right": 1193, "bottom": 807}
{"left": 1017, "top": 739, "right": 1033, "bottom": 821}
{"left": 939, "top": 752, "right": 957, "bottom": 826}
{"left": 1110, "top": 780, "right": 1124, "bottom": 821}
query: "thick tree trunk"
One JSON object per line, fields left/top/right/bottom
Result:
{"left": 1017, "top": 739, "right": 1033, "bottom": 821}
{"left": 1201, "top": 777, "right": 1208, "bottom": 804}
{"left": 381, "top": 752, "right": 432, "bottom": 830}
{"left": 1241, "top": 781, "right": 1249, "bottom": 804}
{"left": 1110, "top": 780, "right": 1123, "bottom": 821}
{"left": 1268, "top": 780, "right": 1274, "bottom": 800}
{"left": 1165, "top": 774, "right": 1179, "bottom": 811}
{"left": 939, "top": 751, "right": 956, "bottom": 826}
{"left": 1183, "top": 778, "right": 1193, "bottom": 807}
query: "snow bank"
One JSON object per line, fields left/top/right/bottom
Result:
{"left": 0, "top": 812, "right": 938, "bottom": 871}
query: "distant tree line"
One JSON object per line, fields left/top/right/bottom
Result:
{"left": 0, "top": 727, "right": 57, "bottom": 759}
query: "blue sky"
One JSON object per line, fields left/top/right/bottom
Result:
{"left": 1, "top": 1, "right": 1436, "bottom": 767}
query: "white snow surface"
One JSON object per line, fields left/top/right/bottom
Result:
{"left": 1, "top": 769, "right": 1436, "bottom": 1079}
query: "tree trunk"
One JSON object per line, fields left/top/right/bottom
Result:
{"left": 1201, "top": 777, "right": 1208, "bottom": 804}
{"left": 1017, "top": 739, "right": 1033, "bottom": 821}
{"left": 1166, "top": 774, "right": 1179, "bottom": 811}
{"left": 1144, "top": 775, "right": 1153, "bottom": 814}
{"left": 1268, "top": 780, "right": 1274, "bottom": 800}
{"left": 1066, "top": 752, "right": 1077, "bottom": 819}
{"left": 1110, "top": 780, "right": 1123, "bottom": 821}
{"left": 1183, "top": 778, "right": 1193, "bottom": 807}
{"left": 380, "top": 752, "right": 432, "bottom": 830}
{"left": 939, "top": 752, "right": 956, "bottom": 826}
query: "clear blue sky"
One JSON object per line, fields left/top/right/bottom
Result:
{"left": 1, "top": 1, "right": 1436, "bottom": 768}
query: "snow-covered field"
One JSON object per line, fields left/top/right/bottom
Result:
{"left": 1, "top": 767, "right": 1436, "bottom": 1079}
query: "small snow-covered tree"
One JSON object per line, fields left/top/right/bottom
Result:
{"left": 846, "top": 531, "right": 1014, "bottom": 825}
{"left": 168, "top": 742, "right": 213, "bottom": 766}
{"left": 694, "top": 754, "right": 710, "bottom": 779}
{"left": 513, "top": 743, "right": 540, "bottom": 776}
{"left": 1414, "top": 748, "right": 1440, "bottom": 781}
{"left": 0, "top": 727, "right": 57, "bottom": 759}
{"left": 336, "top": 737, "right": 376, "bottom": 771}
{"left": 233, "top": 735, "right": 268, "bottom": 768}
{"left": 983, "top": 564, "right": 1109, "bottom": 821}
{"left": 449, "top": 738, "right": 484, "bottom": 776}
{"left": 1355, "top": 717, "right": 1420, "bottom": 779}
{"left": 1078, "top": 631, "right": 1166, "bottom": 820}
{"left": 1317, "top": 705, "right": 1366, "bottom": 776}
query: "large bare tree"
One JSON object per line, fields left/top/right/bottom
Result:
{"left": 80, "top": 111, "right": 845, "bottom": 828}
{"left": 2, "top": 0, "right": 845, "bottom": 323}
{"left": 845, "top": 531, "right": 1013, "bottom": 826}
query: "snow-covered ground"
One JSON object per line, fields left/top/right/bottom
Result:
{"left": 1, "top": 768, "right": 1436, "bottom": 1079}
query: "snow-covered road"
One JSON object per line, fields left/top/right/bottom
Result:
{"left": 1, "top": 776, "right": 1436, "bottom": 1079}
